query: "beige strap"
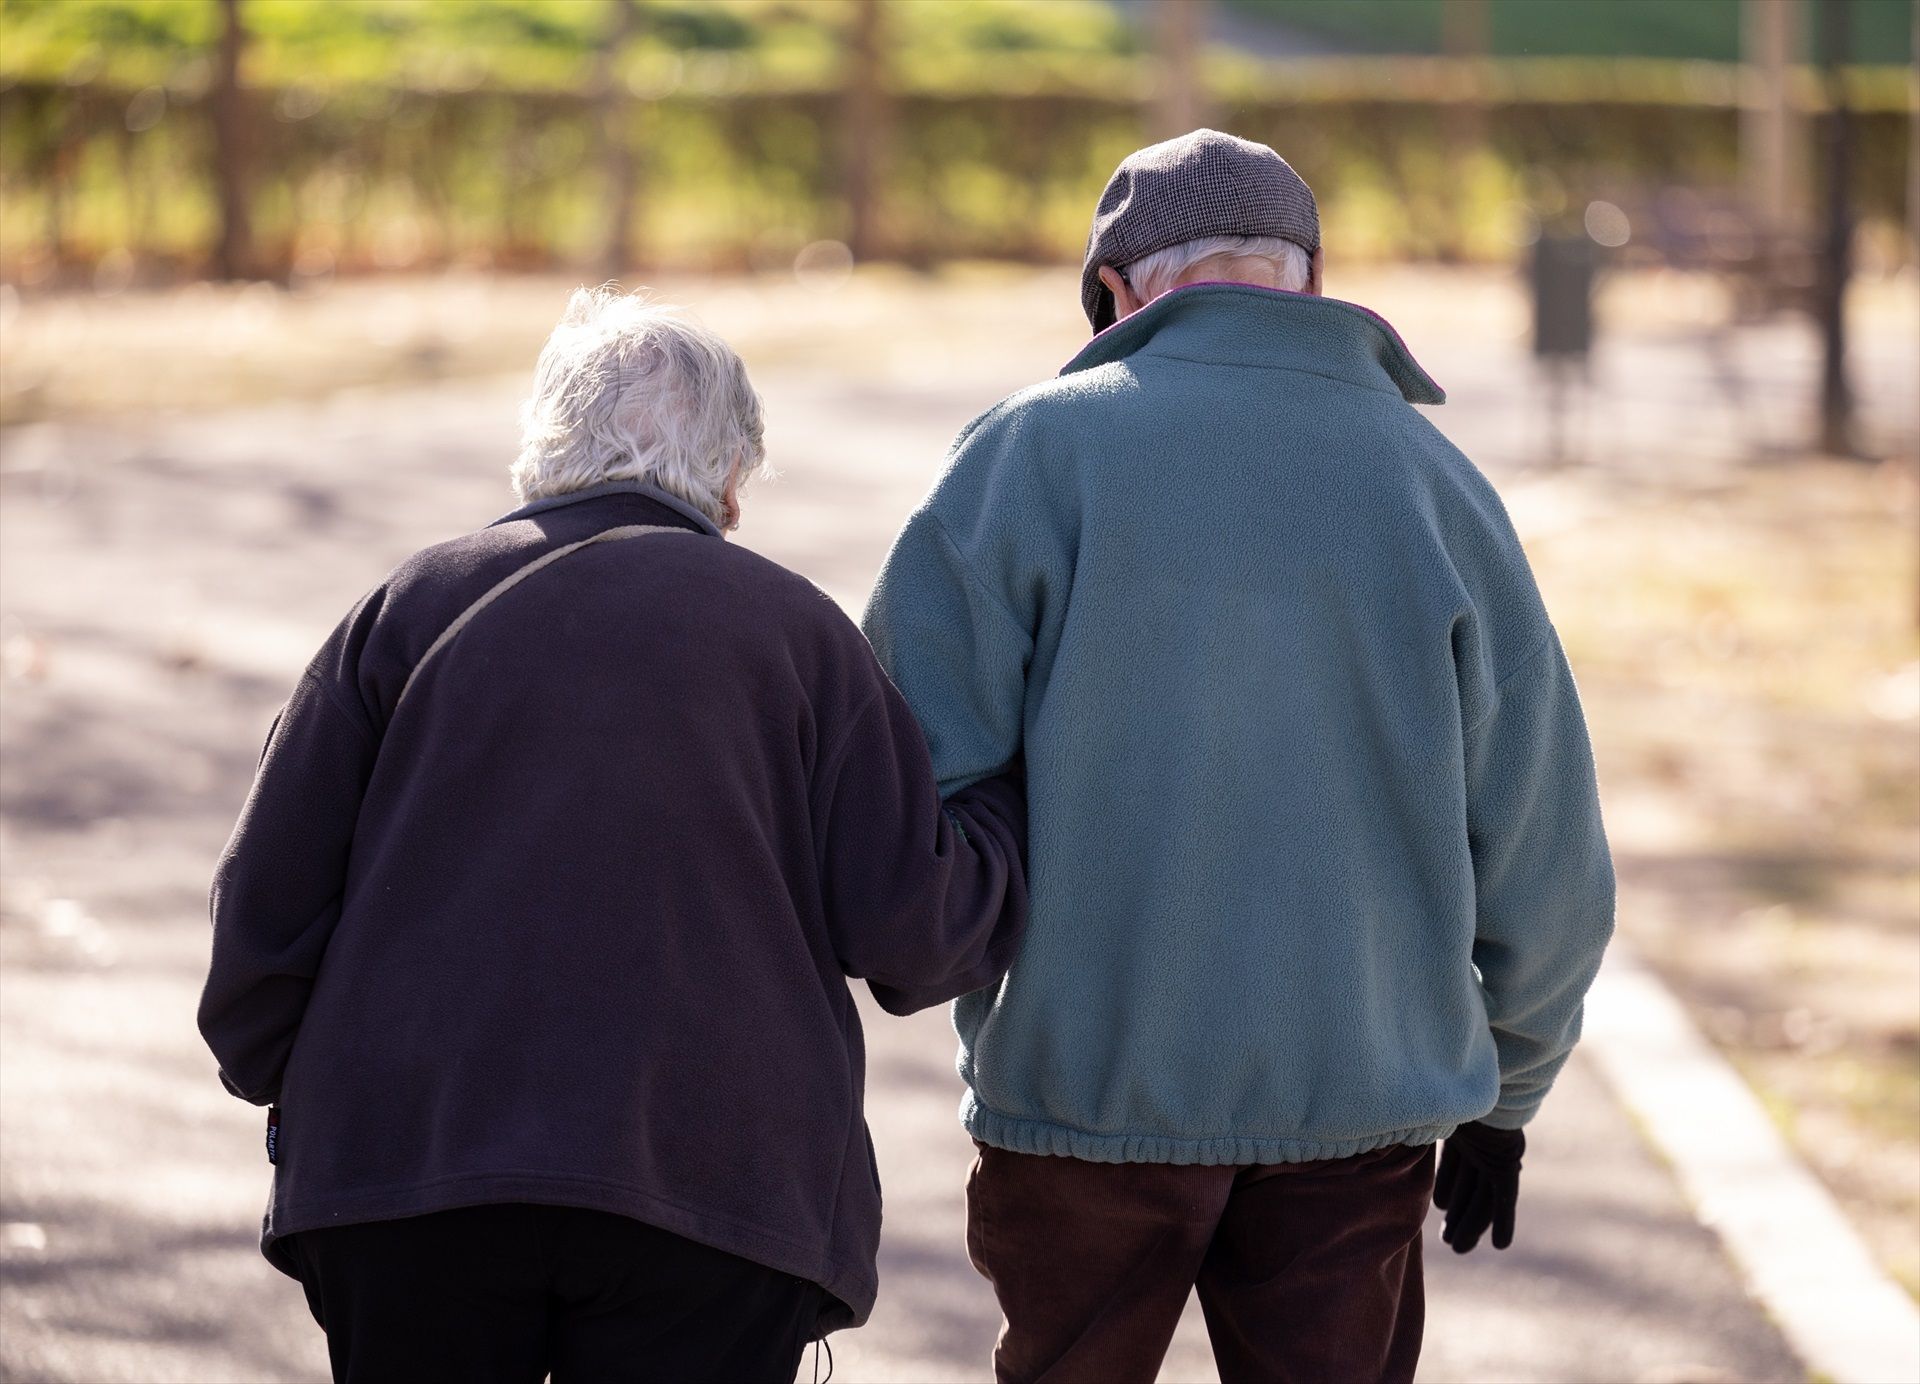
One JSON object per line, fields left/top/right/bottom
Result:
{"left": 396, "top": 524, "right": 683, "bottom": 711}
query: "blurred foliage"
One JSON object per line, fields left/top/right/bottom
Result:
{"left": 1226, "top": 0, "right": 1914, "bottom": 64}
{"left": 0, "top": 0, "right": 1136, "bottom": 91}
{"left": 0, "top": 0, "right": 1912, "bottom": 279}
{"left": 6, "top": 0, "right": 1910, "bottom": 96}
{"left": 8, "top": 78, "right": 1908, "bottom": 280}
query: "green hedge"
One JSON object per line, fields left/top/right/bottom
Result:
{"left": 0, "top": 75, "right": 1909, "bottom": 277}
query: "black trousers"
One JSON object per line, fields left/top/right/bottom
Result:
{"left": 285, "top": 1204, "right": 823, "bottom": 1384}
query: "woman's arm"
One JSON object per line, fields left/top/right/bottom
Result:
{"left": 813, "top": 676, "right": 1029, "bottom": 1016}
{"left": 198, "top": 671, "right": 377, "bottom": 1104}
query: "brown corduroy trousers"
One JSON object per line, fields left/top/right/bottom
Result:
{"left": 965, "top": 1139, "right": 1436, "bottom": 1384}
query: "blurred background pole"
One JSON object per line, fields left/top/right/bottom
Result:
{"left": 211, "top": 0, "right": 252, "bottom": 281}
{"left": 597, "top": 0, "right": 642, "bottom": 278}
{"left": 1909, "top": 0, "right": 1919, "bottom": 270}
{"left": 840, "top": 0, "right": 888, "bottom": 262}
{"left": 1153, "top": 0, "right": 1209, "bottom": 140}
{"left": 1442, "top": 0, "right": 1489, "bottom": 261}
{"left": 1815, "top": 0, "right": 1855, "bottom": 457}
{"left": 1740, "top": 0, "right": 1806, "bottom": 266}
{"left": 1442, "top": 0, "right": 1490, "bottom": 64}
{"left": 1912, "top": 0, "right": 1919, "bottom": 635}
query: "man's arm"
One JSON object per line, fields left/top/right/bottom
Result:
{"left": 862, "top": 504, "right": 1032, "bottom": 794}
{"left": 815, "top": 675, "right": 1028, "bottom": 1016}
{"left": 198, "top": 671, "right": 377, "bottom": 1104}
{"left": 1465, "top": 629, "right": 1616, "bottom": 1128}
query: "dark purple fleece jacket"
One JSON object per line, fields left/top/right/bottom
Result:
{"left": 198, "top": 482, "right": 1028, "bottom": 1334}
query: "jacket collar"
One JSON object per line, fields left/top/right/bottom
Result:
{"left": 490, "top": 479, "right": 723, "bottom": 535}
{"left": 1059, "top": 282, "right": 1445, "bottom": 406}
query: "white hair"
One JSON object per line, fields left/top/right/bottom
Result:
{"left": 1123, "top": 234, "right": 1312, "bottom": 303}
{"left": 511, "top": 287, "right": 765, "bottom": 524}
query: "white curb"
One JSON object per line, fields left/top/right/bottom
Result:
{"left": 1583, "top": 941, "right": 1920, "bottom": 1384}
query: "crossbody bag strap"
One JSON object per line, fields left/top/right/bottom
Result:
{"left": 395, "top": 523, "right": 685, "bottom": 711}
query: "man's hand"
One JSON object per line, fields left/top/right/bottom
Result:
{"left": 1432, "top": 1121, "right": 1524, "bottom": 1253}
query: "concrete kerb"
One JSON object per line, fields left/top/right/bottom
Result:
{"left": 1582, "top": 940, "right": 1920, "bottom": 1384}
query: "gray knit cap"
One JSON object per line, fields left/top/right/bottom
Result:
{"left": 1080, "top": 128, "right": 1321, "bottom": 332}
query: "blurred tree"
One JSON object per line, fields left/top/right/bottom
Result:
{"left": 1154, "top": 0, "right": 1209, "bottom": 139}
{"left": 598, "top": 0, "right": 642, "bottom": 277}
{"left": 212, "top": 0, "right": 252, "bottom": 280}
{"left": 841, "top": 0, "right": 888, "bottom": 261}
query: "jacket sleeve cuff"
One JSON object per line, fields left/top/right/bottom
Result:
{"left": 219, "top": 1066, "right": 279, "bottom": 1107}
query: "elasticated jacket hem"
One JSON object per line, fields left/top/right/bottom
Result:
{"left": 963, "top": 1096, "right": 1453, "bottom": 1166}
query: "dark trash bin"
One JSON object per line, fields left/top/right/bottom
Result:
{"left": 1531, "top": 234, "right": 1597, "bottom": 361}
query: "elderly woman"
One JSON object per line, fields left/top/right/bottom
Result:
{"left": 198, "top": 289, "right": 1027, "bottom": 1384}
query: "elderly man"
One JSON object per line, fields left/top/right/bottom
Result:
{"left": 199, "top": 288, "right": 1028, "bottom": 1384}
{"left": 863, "top": 129, "right": 1615, "bottom": 1383}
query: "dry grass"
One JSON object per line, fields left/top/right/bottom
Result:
{"left": 1520, "top": 457, "right": 1920, "bottom": 1294}
{"left": 0, "top": 264, "right": 1089, "bottom": 426}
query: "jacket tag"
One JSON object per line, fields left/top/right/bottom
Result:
{"left": 266, "top": 1105, "right": 280, "bottom": 1165}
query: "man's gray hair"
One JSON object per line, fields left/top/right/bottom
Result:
{"left": 1123, "top": 234, "right": 1311, "bottom": 305}
{"left": 511, "top": 288, "right": 765, "bottom": 523}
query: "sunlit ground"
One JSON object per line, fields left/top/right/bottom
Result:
{"left": 3, "top": 260, "right": 1916, "bottom": 1302}
{"left": 1530, "top": 454, "right": 1920, "bottom": 1293}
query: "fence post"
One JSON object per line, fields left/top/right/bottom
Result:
{"left": 1442, "top": 0, "right": 1489, "bottom": 261}
{"left": 598, "top": 0, "right": 642, "bottom": 278}
{"left": 211, "top": 0, "right": 253, "bottom": 281}
{"left": 840, "top": 0, "right": 888, "bottom": 262}
{"left": 1153, "top": 0, "right": 1208, "bottom": 140}
{"left": 1741, "top": 0, "right": 1807, "bottom": 269}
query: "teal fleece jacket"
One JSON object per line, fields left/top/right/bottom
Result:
{"left": 862, "top": 283, "right": 1615, "bottom": 1164}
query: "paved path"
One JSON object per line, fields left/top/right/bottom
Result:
{"left": 7, "top": 269, "right": 1886, "bottom": 1382}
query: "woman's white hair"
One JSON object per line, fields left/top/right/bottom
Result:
{"left": 511, "top": 287, "right": 765, "bottom": 524}
{"left": 1123, "top": 234, "right": 1312, "bottom": 303}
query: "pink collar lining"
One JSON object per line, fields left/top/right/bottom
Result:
{"left": 1068, "top": 280, "right": 1445, "bottom": 401}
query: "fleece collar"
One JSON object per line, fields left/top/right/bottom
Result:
{"left": 490, "top": 479, "right": 722, "bottom": 535}
{"left": 1059, "top": 282, "right": 1445, "bottom": 406}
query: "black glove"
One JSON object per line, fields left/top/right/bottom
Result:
{"left": 1432, "top": 1120, "right": 1524, "bottom": 1253}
